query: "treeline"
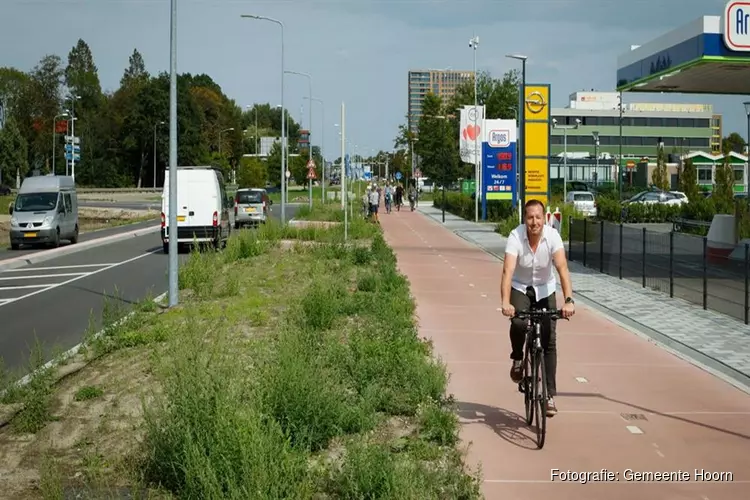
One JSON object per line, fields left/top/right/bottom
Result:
{"left": 0, "top": 39, "right": 322, "bottom": 188}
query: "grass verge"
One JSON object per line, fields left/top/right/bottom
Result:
{"left": 0, "top": 217, "right": 481, "bottom": 499}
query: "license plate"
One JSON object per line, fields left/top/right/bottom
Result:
{"left": 24, "top": 232, "right": 37, "bottom": 238}
{"left": 177, "top": 215, "right": 186, "bottom": 222}
{"left": 245, "top": 207, "right": 256, "bottom": 213}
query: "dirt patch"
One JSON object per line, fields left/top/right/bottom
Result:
{"left": 0, "top": 347, "right": 157, "bottom": 499}
{"left": 77, "top": 192, "right": 161, "bottom": 203}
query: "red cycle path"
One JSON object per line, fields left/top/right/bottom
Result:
{"left": 379, "top": 210, "right": 750, "bottom": 500}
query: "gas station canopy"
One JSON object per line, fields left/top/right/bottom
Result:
{"left": 617, "top": 4, "right": 750, "bottom": 95}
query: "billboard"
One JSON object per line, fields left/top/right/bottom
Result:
{"left": 481, "top": 119, "right": 517, "bottom": 219}
{"left": 459, "top": 105, "right": 485, "bottom": 164}
{"left": 523, "top": 84, "right": 551, "bottom": 208}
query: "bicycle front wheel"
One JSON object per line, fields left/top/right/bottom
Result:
{"left": 523, "top": 346, "right": 533, "bottom": 425}
{"left": 534, "top": 351, "right": 548, "bottom": 449}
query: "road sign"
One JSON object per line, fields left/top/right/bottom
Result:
{"left": 306, "top": 159, "right": 316, "bottom": 169}
{"left": 65, "top": 135, "right": 80, "bottom": 145}
{"left": 395, "top": 171, "right": 402, "bottom": 180}
{"left": 64, "top": 144, "right": 80, "bottom": 153}
{"left": 307, "top": 167, "right": 317, "bottom": 180}
{"left": 626, "top": 161, "right": 636, "bottom": 170}
{"left": 64, "top": 152, "right": 80, "bottom": 161}
{"left": 285, "top": 170, "right": 291, "bottom": 179}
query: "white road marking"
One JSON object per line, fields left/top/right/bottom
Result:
{"left": 469, "top": 283, "right": 475, "bottom": 287}
{"left": 655, "top": 450, "right": 665, "bottom": 458}
{"left": 575, "top": 377, "right": 588, "bottom": 383}
{"left": 0, "top": 272, "right": 88, "bottom": 281}
{"left": 480, "top": 293, "right": 487, "bottom": 298}
{"left": 0, "top": 284, "right": 56, "bottom": 290}
{"left": 0, "top": 250, "right": 160, "bottom": 308}
{"left": 459, "top": 274, "right": 464, "bottom": 277}
{"left": 0, "top": 263, "right": 116, "bottom": 272}
{"left": 626, "top": 425, "right": 643, "bottom": 434}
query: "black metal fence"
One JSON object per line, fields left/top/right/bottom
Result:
{"left": 568, "top": 217, "right": 750, "bottom": 324}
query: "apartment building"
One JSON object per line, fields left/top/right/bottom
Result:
{"left": 408, "top": 69, "right": 474, "bottom": 134}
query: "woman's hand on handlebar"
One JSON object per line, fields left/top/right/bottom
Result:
{"left": 501, "top": 303, "right": 515, "bottom": 317}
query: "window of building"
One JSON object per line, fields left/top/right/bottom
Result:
{"left": 599, "top": 117, "right": 616, "bottom": 126}
{"left": 598, "top": 135, "right": 613, "bottom": 145}
{"left": 551, "top": 135, "right": 562, "bottom": 145}
{"left": 625, "top": 136, "right": 643, "bottom": 146}
{"left": 697, "top": 168, "right": 712, "bottom": 182}
{"left": 688, "top": 137, "right": 709, "bottom": 148}
{"left": 648, "top": 118, "right": 665, "bottom": 127}
{"left": 678, "top": 118, "right": 695, "bottom": 127}
{"left": 578, "top": 135, "right": 594, "bottom": 145}
{"left": 582, "top": 116, "right": 598, "bottom": 126}
{"left": 693, "top": 118, "right": 709, "bottom": 128}
{"left": 631, "top": 117, "right": 648, "bottom": 127}
{"left": 734, "top": 168, "right": 744, "bottom": 182}
{"left": 665, "top": 118, "right": 678, "bottom": 127}
{"left": 566, "top": 135, "right": 579, "bottom": 145}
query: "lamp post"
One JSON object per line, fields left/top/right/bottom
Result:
{"left": 167, "top": 0, "right": 178, "bottom": 307}
{"left": 241, "top": 14, "right": 286, "bottom": 224}
{"left": 552, "top": 118, "right": 580, "bottom": 202}
{"left": 52, "top": 111, "right": 69, "bottom": 175}
{"left": 506, "top": 54, "right": 527, "bottom": 216}
{"left": 304, "top": 96, "right": 325, "bottom": 203}
{"left": 153, "top": 121, "right": 165, "bottom": 188}
{"left": 618, "top": 90, "right": 624, "bottom": 200}
{"left": 469, "top": 35, "right": 480, "bottom": 222}
{"left": 286, "top": 70, "right": 313, "bottom": 209}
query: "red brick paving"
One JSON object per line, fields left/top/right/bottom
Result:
{"left": 379, "top": 209, "right": 750, "bottom": 500}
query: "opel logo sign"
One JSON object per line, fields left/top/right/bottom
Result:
{"left": 467, "top": 107, "right": 479, "bottom": 121}
{"left": 525, "top": 91, "right": 547, "bottom": 114}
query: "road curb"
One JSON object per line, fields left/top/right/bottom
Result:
{"left": 0, "top": 291, "right": 169, "bottom": 428}
{"left": 0, "top": 224, "right": 160, "bottom": 272}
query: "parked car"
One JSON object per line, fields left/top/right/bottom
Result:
{"left": 625, "top": 190, "right": 686, "bottom": 206}
{"left": 234, "top": 187, "right": 272, "bottom": 228}
{"left": 565, "top": 190, "right": 597, "bottom": 217}
{"left": 669, "top": 191, "right": 688, "bottom": 203}
{"left": 0, "top": 184, "right": 11, "bottom": 196}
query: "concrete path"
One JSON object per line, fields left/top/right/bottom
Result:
{"left": 380, "top": 208, "right": 750, "bottom": 500}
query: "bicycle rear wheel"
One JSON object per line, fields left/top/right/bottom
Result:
{"left": 534, "top": 351, "right": 548, "bottom": 449}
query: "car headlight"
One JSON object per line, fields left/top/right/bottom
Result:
{"left": 42, "top": 216, "right": 53, "bottom": 226}
{"left": 10, "top": 217, "right": 18, "bottom": 227}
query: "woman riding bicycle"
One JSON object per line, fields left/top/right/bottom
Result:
{"left": 384, "top": 184, "right": 393, "bottom": 214}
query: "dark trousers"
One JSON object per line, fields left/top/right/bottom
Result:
{"left": 509, "top": 288, "right": 558, "bottom": 397}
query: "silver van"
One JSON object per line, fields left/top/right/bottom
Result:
{"left": 9, "top": 175, "right": 79, "bottom": 249}
{"left": 233, "top": 188, "right": 271, "bottom": 228}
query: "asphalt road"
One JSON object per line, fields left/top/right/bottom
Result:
{"left": 0, "top": 204, "right": 299, "bottom": 374}
{"left": 79, "top": 201, "right": 159, "bottom": 211}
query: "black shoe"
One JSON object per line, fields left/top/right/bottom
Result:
{"left": 510, "top": 360, "right": 523, "bottom": 383}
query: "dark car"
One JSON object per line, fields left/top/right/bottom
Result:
{"left": 0, "top": 184, "right": 11, "bottom": 196}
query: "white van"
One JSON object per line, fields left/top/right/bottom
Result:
{"left": 9, "top": 175, "right": 78, "bottom": 249}
{"left": 161, "top": 166, "right": 234, "bottom": 253}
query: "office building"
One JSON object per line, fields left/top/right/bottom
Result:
{"left": 408, "top": 69, "right": 474, "bottom": 134}
{"left": 551, "top": 91, "right": 720, "bottom": 160}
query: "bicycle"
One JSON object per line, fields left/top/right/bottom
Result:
{"left": 512, "top": 294, "right": 568, "bottom": 449}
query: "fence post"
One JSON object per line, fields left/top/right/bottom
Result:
{"left": 618, "top": 223, "right": 623, "bottom": 280}
{"left": 641, "top": 227, "right": 646, "bottom": 288}
{"left": 599, "top": 220, "right": 604, "bottom": 274}
{"left": 583, "top": 218, "right": 588, "bottom": 267}
{"left": 702, "top": 236, "right": 708, "bottom": 310}
{"left": 745, "top": 243, "right": 749, "bottom": 325}
{"left": 669, "top": 231, "right": 674, "bottom": 298}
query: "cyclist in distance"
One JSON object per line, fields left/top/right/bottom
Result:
{"left": 500, "top": 199, "right": 576, "bottom": 416}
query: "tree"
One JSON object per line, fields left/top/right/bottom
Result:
{"left": 0, "top": 117, "right": 28, "bottom": 184}
{"left": 651, "top": 143, "right": 669, "bottom": 191}
{"left": 120, "top": 49, "right": 150, "bottom": 89}
{"left": 236, "top": 156, "right": 267, "bottom": 188}
{"left": 722, "top": 132, "right": 746, "bottom": 155}
{"left": 449, "top": 69, "right": 520, "bottom": 120}
{"left": 712, "top": 156, "right": 735, "bottom": 214}
{"left": 678, "top": 158, "right": 699, "bottom": 201}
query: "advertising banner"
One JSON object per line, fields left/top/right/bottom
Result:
{"left": 481, "top": 119, "right": 517, "bottom": 220}
{"left": 459, "top": 105, "right": 485, "bottom": 165}
{"left": 523, "top": 84, "right": 551, "bottom": 208}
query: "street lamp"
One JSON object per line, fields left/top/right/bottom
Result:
{"left": 592, "top": 130, "right": 600, "bottom": 185}
{"left": 552, "top": 118, "right": 580, "bottom": 202}
{"left": 154, "top": 120, "right": 165, "bottom": 188}
{"left": 304, "top": 96, "right": 325, "bottom": 203}
{"left": 286, "top": 70, "right": 313, "bottom": 209}
{"left": 469, "top": 35, "right": 480, "bottom": 222}
{"left": 52, "top": 111, "right": 69, "bottom": 175}
{"left": 241, "top": 14, "right": 286, "bottom": 224}
{"left": 506, "top": 54, "right": 527, "bottom": 218}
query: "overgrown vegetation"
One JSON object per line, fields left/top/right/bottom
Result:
{"left": 0, "top": 217, "right": 481, "bottom": 499}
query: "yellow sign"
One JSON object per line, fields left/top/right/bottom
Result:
{"left": 523, "top": 84, "right": 551, "bottom": 206}
{"left": 525, "top": 158, "right": 549, "bottom": 192}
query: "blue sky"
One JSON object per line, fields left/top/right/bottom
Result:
{"left": 1, "top": 0, "right": 743, "bottom": 160}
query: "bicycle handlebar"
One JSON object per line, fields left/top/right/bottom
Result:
{"left": 511, "top": 309, "right": 569, "bottom": 321}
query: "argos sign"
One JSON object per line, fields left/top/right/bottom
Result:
{"left": 723, "top": 0, "right": 750, "bottom": 51}
{"left": 481, "top": 119, "right": 517, "bottom": 218}
{"left": 487, "top": 129, "right": 512, "bottom": 148}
